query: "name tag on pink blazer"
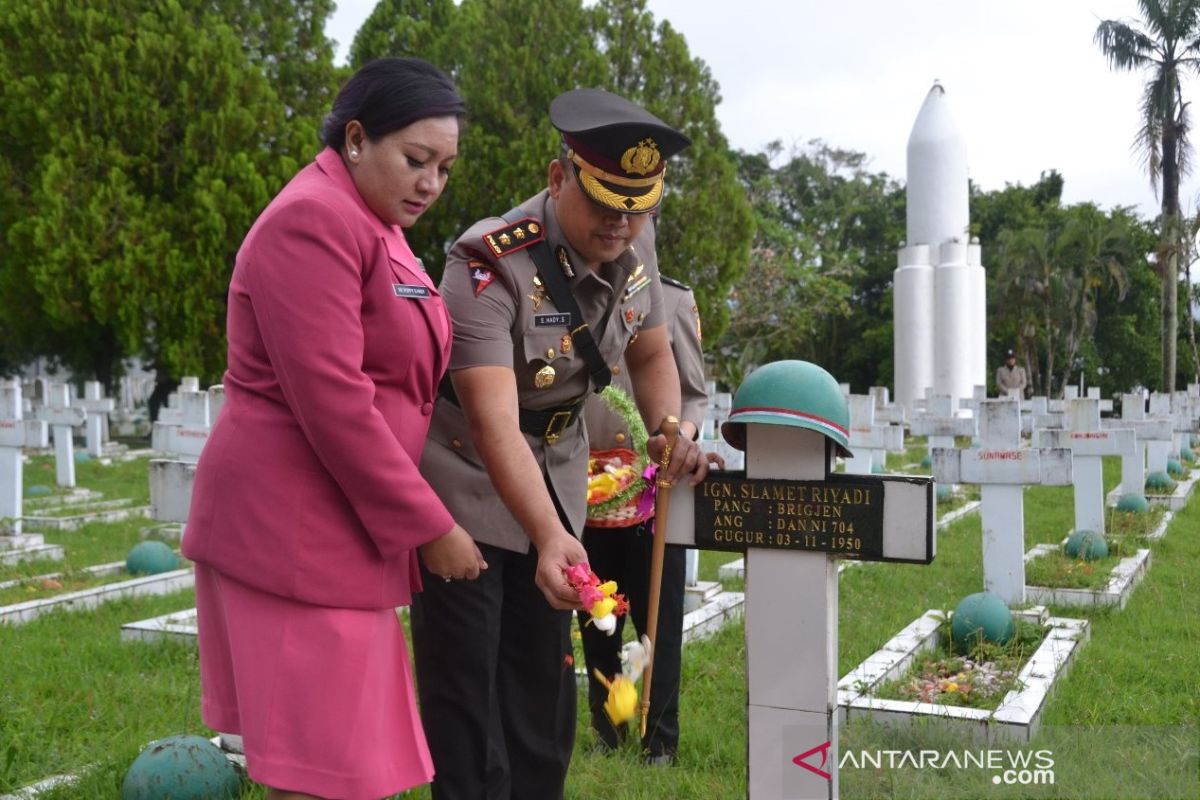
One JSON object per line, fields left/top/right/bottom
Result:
{"left": 393, "top": 283, "right": 432, "bottom": 299}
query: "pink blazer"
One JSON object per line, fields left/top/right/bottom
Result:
{"left": 182, "top": 147, "right": 455, "bottom": 609}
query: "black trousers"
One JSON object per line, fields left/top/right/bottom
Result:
{"left": 411, "top": 541, "right": 575, "bottom": 800}
{"left": 578, "top": 522, "right": 686, "bottom": 757}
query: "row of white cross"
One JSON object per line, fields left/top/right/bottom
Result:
{"left": 2, "top": 369, "right": 1197, "bottom": 799}
{"left": 0, "top": 377, "right": 219, "bottom": 539}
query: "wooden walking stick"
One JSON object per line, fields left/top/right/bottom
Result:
{"left": 641, "top": 415, "right": 679, "bottom": 738}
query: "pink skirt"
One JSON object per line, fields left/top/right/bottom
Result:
{"left": 195, "top": 564, "right": 433, "bottom": 799}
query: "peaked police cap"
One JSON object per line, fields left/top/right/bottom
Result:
{"left": 550, "top": 88, "right": 691, "bottom": 214}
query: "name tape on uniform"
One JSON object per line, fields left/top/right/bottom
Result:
{"left": 534, "top": 312, "right": 572, "bottom": 327}
{"left": 393, "top": 284, "right": 431, "bottom": 299}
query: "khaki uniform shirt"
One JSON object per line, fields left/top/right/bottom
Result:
{"left": 995, "top": 364, "right": 1027, "bottom": 395}
{"left": 583, "top": 278, "right": 707, "bottom": 451}
{"left": 420, "top": 189, "right": 665, "bottom": 553}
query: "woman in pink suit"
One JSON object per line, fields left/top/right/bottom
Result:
{"left": 182, "top": 58, "right": 487, "bottom": 800}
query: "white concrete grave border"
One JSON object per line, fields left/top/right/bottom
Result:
{"left": 838, "top": 606, "right": 1090, "bottom": 742}
{"left": 0, "top": 534, "right": 63, "bottom": 566}
{"left": 1138, "top": 469, "right": 1198, "bottom": 511}
{"left": 122, "top": 584, "right": 748, "bottom": 650}
{"left": 1023, "top": 544, "right": 1151, "bottom": 610}
{"left": 0, "top": 566, "right": 193, "bottom": 626}
{"left": 21, "top": 497, "right": 152, "bottom": 532}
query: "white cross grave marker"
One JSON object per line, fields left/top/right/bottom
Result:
{"left": 847, "top": 394, "right": 901, "bottom": 474}
{"left": 934, "top": 399, "right": 1073, "bottom": 604}
{"left": 1, "top": 382, "right": 49, "bottom": 537}
{"left": 33, "top": 383, "right": 87, "bottom": 487}
{"left": 1145, "top": 393, "right": 1176, "bottom": 475}
{"left": 1086, "top": 386, "right": 1113, "bottom": 414}
{"left": 664, "top": 424, "right": 934, "bottom": 799}
{"left": 148, "top": 384, "right": 222, "bottom": 543}
{"left": 1166, "top": 391, "right": 1197, "bottom": 460}
{"left": 1049, "top": 385, "right": 1081, "bottom": 413}
{"left": 690, "top": 385, "right": 744, "bottom": 586}
{"left": 151, "top": 384, "right": 210, "bottom": 461}
{"left": 957, "top": 384, "right": 988, "bottom": 444}
{"left": 1105, "top": 393, "right": 1171, "bottom": 504}
{"left": 1035, "top": 399, "right": 1135, "bottom": 536}
{"left": 870, "top": 386, "right": 906, "bottom": 426}
{"left": 76, "top": 381, "right": 115, "bottom": 458}
{"left": 909, "top": 393, "right": 975, "bottom": 465}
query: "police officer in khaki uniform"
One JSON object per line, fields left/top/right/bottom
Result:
{"left": 413, "top": 88, "right": 710, "bottom": 800}
{"left": 579, "top": 274, "right": 707, "bottom": 764}
{"left": 996, "top": 348, "right": 1027, "bottom": 398}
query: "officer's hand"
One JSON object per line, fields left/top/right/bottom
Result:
{"left": 420, "top": 524, "right": 489, "bottom": 581}
{"left": 646, "top": 433, "right": 709, "bottom": 487}
{"left": 535, "top": 531, "right": 587, "bottom": 610}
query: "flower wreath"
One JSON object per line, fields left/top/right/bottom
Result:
{"left": 585, "top": 385, "right": 654, "bottom": 521}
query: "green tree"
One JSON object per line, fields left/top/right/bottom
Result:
{"left": 992, "top": 203, "right": 1144, "bottom": 396}
{"left": 0, "top": 0, "right": 336, "bottom": 390}
{"left": 352, "top": 0, "right": 750, "bottom": 339}
{"left": 353, "top": 0, "right": 607, "bottom": 274}
{"left": 1096, "top": 0, "right": 1200, "bottom": 391}
{"left": 590, "top": 0, "right": 752, "bottom": 342}
{"left": 715, "top": 140, "right": 902, "bottom": 389}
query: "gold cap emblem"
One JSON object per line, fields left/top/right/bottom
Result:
{"left": 534, "top": 365, "right": 556, "bottom": 389}
{"left": 620, "top": 138, "right": 661, "bottom": 176}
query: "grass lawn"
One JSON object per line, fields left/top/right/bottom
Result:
{"left": 1, "top": 450, "right": 1197, "bottom": 798}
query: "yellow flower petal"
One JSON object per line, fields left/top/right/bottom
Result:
{"left": 591, "top": 597, "right": 616, "bottom": 618}
{"left": 604, "top": 676, "right": 639, "bottom": 725}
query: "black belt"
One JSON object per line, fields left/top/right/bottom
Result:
{"left": 438, "top": 376, "right": 584, "bottom": 444}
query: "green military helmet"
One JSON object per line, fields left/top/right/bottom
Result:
{"left": 720, "top": 360, "right": 852, "bottom": 456}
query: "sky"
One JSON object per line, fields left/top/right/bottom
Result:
{"left": 323, "top": 0, "right": 1198, "bottom": 223}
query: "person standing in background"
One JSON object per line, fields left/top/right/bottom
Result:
{"left": 995, "top": 348, "right": 1027, "bottom": 398}
{"left": 579, "top": 274, "right": 710, "bottom": 765}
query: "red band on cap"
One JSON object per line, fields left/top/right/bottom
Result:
{"left": 729, "top": 406, "right": 849, "bottom": 437}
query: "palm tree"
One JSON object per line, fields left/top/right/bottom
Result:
{"left": 1095, "top": 0, "right": 1200, "bottom": 392}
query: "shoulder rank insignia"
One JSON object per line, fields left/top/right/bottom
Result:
{"left": 483, "top": 217, "right": 543, "bottom": 258}
{"left": 661, "top": 274, "right": 691, "bottom": 291}
{"left": 468, "top": 260, "right": 496, "bottom": 296}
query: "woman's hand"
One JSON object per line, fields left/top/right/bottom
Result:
{"left": 420, "top": 524, "right": 488, "bottom": 581}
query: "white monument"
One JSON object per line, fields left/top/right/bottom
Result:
{"left": 893, "top": 82, "right": 986, "bottom": 415}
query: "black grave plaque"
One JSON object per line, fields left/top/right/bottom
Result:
{"left": 693, "top": 472, "right": 910, "bottom": 560}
